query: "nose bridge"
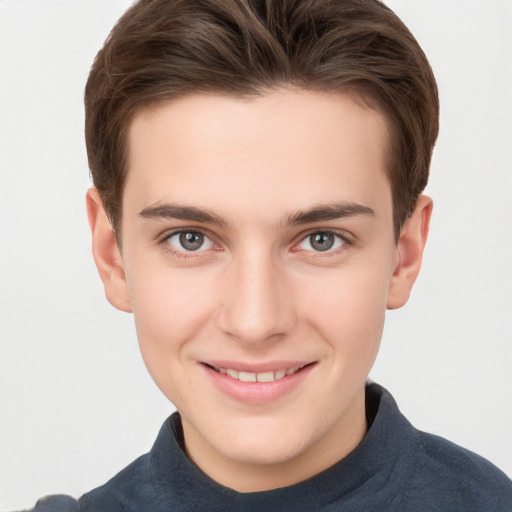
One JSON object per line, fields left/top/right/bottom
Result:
{"left": 218, "top": 245, "right": 294, "bottom": 344}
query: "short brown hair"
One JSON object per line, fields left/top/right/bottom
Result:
{"left": 85, "top": 0, "right": 439, "bottom": 238}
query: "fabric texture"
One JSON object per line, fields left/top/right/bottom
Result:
{"left": 29, "top": 383, "right": 512, "bottom": 511}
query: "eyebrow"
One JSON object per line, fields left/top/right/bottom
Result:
{"left": 139, "top": 204, "right": 228, "bottom": 226}
{"left": 287, "top": 203, "right": 375, "bottom": 225}
{"left": 138, "top": 201, "right": 375, "bottom": 226}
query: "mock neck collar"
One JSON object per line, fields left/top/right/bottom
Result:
{"left": 149, "top": 383, "right": 418, "bottom": 510}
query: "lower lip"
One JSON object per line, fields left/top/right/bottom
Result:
{"left": 202, "top": 364, "right": 315, "bottom": 405}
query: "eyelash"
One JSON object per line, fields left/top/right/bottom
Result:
{"left": 293, "top": 229, "right": 352, "bottom": 255}
{"left": 157, "top": 228, "right": 352, "bottom": 259}
{"left": 157, "top": 228, "right": 218, "bottom": 259}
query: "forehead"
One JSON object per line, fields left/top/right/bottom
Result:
{"left": 124, "top": 89, "right": 391, "bottom": 223}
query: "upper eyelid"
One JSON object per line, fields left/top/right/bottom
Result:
{"left": 157, "top": 226, "right": 213, "bottom": 243}
{"left": 295, "top": 228, "right": 352, "bottom": 244}
{"left": 155, "top": 227, "right": 353, "bottom": 250}
{"left": 158, "top": 229, "right": 218, "bottom": 258}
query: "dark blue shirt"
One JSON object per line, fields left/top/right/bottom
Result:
{"left": 30, "top": 384, "right": 512, "bottom": 511}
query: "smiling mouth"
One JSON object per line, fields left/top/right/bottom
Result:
{"left": 205, "top": 363, "right": 311, "bottom": 383}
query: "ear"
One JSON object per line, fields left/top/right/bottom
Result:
{"left": 387, "top": 195, "right": 433, "bottom": 310}
{"left": 86, "top": 187, "right": 132, "bottom": 313}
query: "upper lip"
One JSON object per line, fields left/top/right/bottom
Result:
{"left": 201, "top": 360, "right": 314, "bottom": 373}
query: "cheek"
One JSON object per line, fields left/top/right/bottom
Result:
{"left": 126, "top": 266, "right": 216, "bottom": 378}
{"left": 129, "top": 262, "right": 214, "bottom": 329}
{"left": 300, "top": 264, "right": 390, "bottom": 360}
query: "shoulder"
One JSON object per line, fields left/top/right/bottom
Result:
{"left": 406, "top": 429, "right": 512, "bottom": 511}
{"left": 30, "top": 495, "right": 78, "bottom": 512}
{"left": 24, "top": 415, "right": 182, "bottom": 512}
{"left": 78, "top": 453, "right": 153, "bottom": 511}
{"left": 368, "top": 383, "right": 512, "bottom": 511}
{"left": 27, "top": 453, "right": 152, "bottom": 512}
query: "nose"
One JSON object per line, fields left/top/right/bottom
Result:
{"left": 217, "top": 249, "right": 296, "bottom": 345}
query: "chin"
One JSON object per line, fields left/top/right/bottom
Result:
{"left": 228, "top": 437, "right": 308, "bottom": 466}
{"left": 207, "top": 413, "right": 317, "bottom": 465}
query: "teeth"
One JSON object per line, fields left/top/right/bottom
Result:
{"left": 226, "top": 368, "right": 239, "bottom": 379}
{"left": 214, "top": 365, "right": 303, "bottom": 382}
{"left": 239, "top": 371, "right": 257, "bottom": 382}
{"left": 256, "top": 371, "right": 275, "bottom": 383}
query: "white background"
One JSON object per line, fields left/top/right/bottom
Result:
{"left": 1, "top": 1, "right": 511, "bottom": 509}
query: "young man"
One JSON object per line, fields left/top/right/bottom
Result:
{"left": 30, "top": 0, "right": 512, "bottom": 510}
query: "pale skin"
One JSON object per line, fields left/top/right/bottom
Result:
{"left": 87, "top": 89, "right": 431, "bottom": 492}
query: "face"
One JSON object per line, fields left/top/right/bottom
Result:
{"left": 90, "top": 89, "right": 429, "bottom": 491}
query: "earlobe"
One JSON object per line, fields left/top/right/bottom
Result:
{"left": 386, "top": 195, "right": 433, "bottom": 310}
{"left": 86, "top": 187, "right": 132, "bottom": 313}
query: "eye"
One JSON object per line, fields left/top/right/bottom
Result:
{"left": 297, "top": 231, "right": 346, "bottom": 252}
{"left": 166, "top": 231, "right": 214, "bottom": 252}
